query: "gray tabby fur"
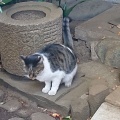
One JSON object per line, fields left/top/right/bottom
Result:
{"left": 20, "top": 17, "right": 77, "bottom": 96}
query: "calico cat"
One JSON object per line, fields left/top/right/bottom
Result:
{"left": 20, "top": 17, "right": 77, "bottom": 95}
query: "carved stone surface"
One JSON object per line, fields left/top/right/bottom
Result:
{"left": 0, "top": 2, "right": 63, "bottom": 76}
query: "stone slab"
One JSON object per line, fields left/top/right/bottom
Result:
{"left": 69, "top": 0, "right": 113, "bottom": 21}
{"left": 105, "top": 86, "right": 120, "bottom": 107}
{"left": 91, "top": 102, "right": 120, "bottom": 120}
{"left": 75, "top": 5, "right": 120, "bottom": 41}
{"left": 79, "top": 61, "right": 120, "bottom": 88}
{"left": 88, "top": 84, "right": 109, "bottom": 116}
{"left": 0, "top": 65, "right": 84, "bottom": 108}
{"left": 56, "top": 80, "right": 90, "bottom": 120}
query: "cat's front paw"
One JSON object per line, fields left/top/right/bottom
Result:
{"left": 42, "top": 87, "right": 50, "bottom": 93}
{"left": 48, "top": 90, "right": 57, "bottom": 96}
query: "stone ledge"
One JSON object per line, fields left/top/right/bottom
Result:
{"left": 91, "top": 102, "right": 120, "bottom": 120}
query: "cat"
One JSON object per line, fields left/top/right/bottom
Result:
{"left": 20, "top": 17, "right": 77, "bottom": 96}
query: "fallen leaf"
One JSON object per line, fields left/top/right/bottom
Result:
{"left": 118, "top": 32, "right": 120, "bottom": 35}
{"left": 98, "top": 26, "right": 102, "bottom": 29}
{"left": 101, "top": 36, "right": 106, "bottom": 40}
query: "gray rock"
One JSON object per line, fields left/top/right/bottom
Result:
{"left": 0, "top": 89, "right": 5, "bottom": 102}
{"left": 0, "top": 99, "right": 22, "bottom": 112}
{"left": 31, "top": 112, "right": 55, "bottom": 120}
{"left": 16, "top": 107, "right": 34, "bottom": 118}
{"left": 69, "top": 0, "right": 113, "bottom": 20}
{"left": 8, "top": 117, "right": 24, "bottom": 120}
{"left": 74, "top": 39, "right": 91, "bottom": 63}
{"left": 95, "top": 39, "right": 120, "bottom": 68}
{"left": 105, "top": 46, "right": 120, "bottom": 68}
{"left": 88, "top": 84, "right": 110, "bottom": 116}
{"left": 105, "top": 86, "right": 120, "bottom": 107}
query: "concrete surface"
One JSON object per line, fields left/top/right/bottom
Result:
{"left": 75, "top": 4, "right": 120, "bottom": 41}
{"left": 79, "top": 61, "right": 120, "bottom": 88}
{"left": 69, "top": 0, "right": 113, "bottom": 21}
{"left": 91, "top": 102, "right": 120, "bottom": 120}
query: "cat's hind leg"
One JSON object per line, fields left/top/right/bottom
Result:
{"left": 63, "top": 64, "right": 77, "bottom": 87}
{"left": 42, "top": 81, "right": 51, "bottom": 93}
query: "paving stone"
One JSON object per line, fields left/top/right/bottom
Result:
{"left": 0, "top": 89, "right": 5, "bottom": 102}
{"left": 80, "top": 61, "right": 120, "bottom": 88}
{"left": 91, "top": 102, "right": 120, "bottom": 120}
{"left": 88, "top": 84, "right": 110, "bottom": 116}
{"left": 57, "top": 98, "right": 89, "bottom": 120}
{"left": 31, "top": 112, "right": 55, "bottom": 120}
{"left": 8, "top": 117, "right": 24, "bottom": 120}
{"left": 89, "top": 77, "right": 109, "bottom": 90}
{"left": 0, "top": 99, "right": 22, "bottom": 112}
{"left": 105, "top": 86, "right": 120, "bottom": 107}
{"left": 57, "top": 80, "right": 90, "bottom": 120}
{"left": 16, "top": 107, "right": 34, "bottom": 118}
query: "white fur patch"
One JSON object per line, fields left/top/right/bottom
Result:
{"left": 60, "top": 44, "right": 73, "bottom": 54}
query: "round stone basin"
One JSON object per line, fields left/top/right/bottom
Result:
{"left": 0, "top": 2, "right": 63, "bottom": 76}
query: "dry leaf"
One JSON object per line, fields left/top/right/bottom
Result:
{"left": 101, "top": 36, "right": 106, "bottom": 40}
{"left": 98, "top": 26, "right": 102, "bottom": 29}
{"left": 118, "top": 32, "right": 120, "bottom": 35}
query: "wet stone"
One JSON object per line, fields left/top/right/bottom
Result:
{"left": 8, "top": 117, "right": 24, "bottom": 120}
{"left": 0, "top": 99, "right": 22, "bottom": 112}
{"left": 0, "top": 89, "right": 5, "bottom": 102}
{"left": 31, "top": 112, "right": 55, "bottom": 120}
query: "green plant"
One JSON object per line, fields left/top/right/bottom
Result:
{"left": 0, "top": 0, "right": 12, "bottom": 13}
{"left": 38, "top": 0, "right": 89, "bottom": 18}
{"left": 61, "top": 0, "right": 88, "bottom": 17}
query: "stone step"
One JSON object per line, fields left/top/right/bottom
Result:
{"left": 91, "top": 102, "right": 120, "bottom": 120}
{"left": 0, "top": 61, "right": 120, "bottom": 119}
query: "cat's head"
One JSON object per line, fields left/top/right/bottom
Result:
{"left": 20, "top": 54, "right": 43, "bottom": 80}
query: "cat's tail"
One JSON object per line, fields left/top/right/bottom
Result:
{"left": 62, "top": 17, "right": 74, "bottom": 50}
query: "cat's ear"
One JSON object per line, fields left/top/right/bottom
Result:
{"left": 20, "top": 55, "right": 26, "bottom": 61}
